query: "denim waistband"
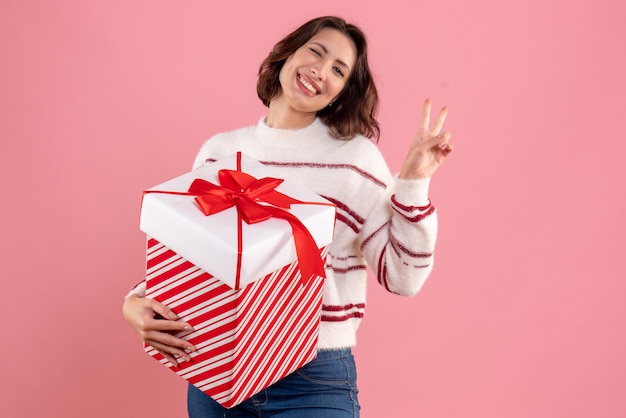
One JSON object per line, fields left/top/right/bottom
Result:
{"left": 315, "top": 347, "right": 352, "bottom": 361}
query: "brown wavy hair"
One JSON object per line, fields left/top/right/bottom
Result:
{"left": 257, "top": 16, "right": 380, "bottom": 140}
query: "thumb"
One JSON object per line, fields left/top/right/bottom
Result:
{"left": 423, "top": 132, "right": 451, "bottom": 150}
{"left": 147, "top": 298, "right": 179, "bottom": 320}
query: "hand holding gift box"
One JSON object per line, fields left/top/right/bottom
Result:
{"left": 139, "top": 152, "right": 336, "bottom": 408}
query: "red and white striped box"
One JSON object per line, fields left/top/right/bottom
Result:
{"left": 139, "top": 152, "right": 335, "bottom": 408}
{"left": 144, "top": 237, "right": 326, "bottom": 408}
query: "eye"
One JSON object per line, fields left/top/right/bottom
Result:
{"left": 309, "top": 48, "right": 322, "bottom": 56}
{"left": 333, "top": 67, "right": 345, "bottom": 77}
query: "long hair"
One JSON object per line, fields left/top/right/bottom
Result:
{"left": 257, "top": 16, "right": 380, "bottom": 140}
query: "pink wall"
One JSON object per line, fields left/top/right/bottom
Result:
{"left": 2, "top": 0, "right": 625, "bottom": 417}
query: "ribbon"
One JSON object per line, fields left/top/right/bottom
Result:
{"left": 144, "top": 156, "right": 328, "bottom": 288}
{"left": 188, "top": 170, "right": 298, "bottom": 223}
{"left": 187, "top": 168, "right": 326, "bottom": 286}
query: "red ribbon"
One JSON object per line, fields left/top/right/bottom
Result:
{"left": 144, "top": 160, "right": 327, "bottom": 288}
{"left": 188, "top": 170, "right": 298, "bottom": 223}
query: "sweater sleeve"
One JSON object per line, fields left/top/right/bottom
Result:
{"left": 192, "top": 138, "right": 214, "bottom": 170}
{"left": 125, "top": 280, "right": 146, "bottom": 298}
{"left": 359, "top": 173, "right": 438, "bottom": 296}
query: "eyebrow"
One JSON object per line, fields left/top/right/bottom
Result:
{"left": 310, "top": 42, "right": 351, "bottom": 72}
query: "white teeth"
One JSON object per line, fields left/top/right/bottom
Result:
{"left": 298, "top": 74, "right": 318, "bottom": 94}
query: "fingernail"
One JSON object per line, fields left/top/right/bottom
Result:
{"left": 438, "top": 142, "right": 447, "bottom": 149}
{"left": 168, "top": 312, "right": 178, "bottom": 319}
{"left": 183, "top": 325, "right": 194, "bottom": 331}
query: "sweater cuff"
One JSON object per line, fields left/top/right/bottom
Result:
{"left": 393, "top": 175, "right": 431, "bottom": 207}
{"left": 125, "top": 281, "right": 146, "bottom": 298}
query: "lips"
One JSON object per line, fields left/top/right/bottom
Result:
{"left": 297, "top": 73, "right": 321, "bottom": 95}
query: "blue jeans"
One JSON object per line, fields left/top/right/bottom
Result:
{"left": 187, "top": 348, "right": 360, "bottom": 417}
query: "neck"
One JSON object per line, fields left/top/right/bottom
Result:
{"left": 266, "top": 97, "right": 317, "bottom": 130}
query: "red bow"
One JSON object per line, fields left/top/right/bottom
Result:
{"left": 187, "top": 169, "right": 326, "bottom": 286}
{"left": 189, "top": 170, "right": 297, "bottom": 223}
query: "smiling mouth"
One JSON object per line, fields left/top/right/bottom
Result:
{"left": 297, "top": 73, "right": 320, "bottom": 95}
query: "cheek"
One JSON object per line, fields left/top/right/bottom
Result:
{"left": 329, "top": 79, "right": 348, "bottom": 97}
{"left": 279, "top": 55, "right": 295, "bottom": 78}
{"left": 278, "top": 62, "right": 292, "bottom": 88}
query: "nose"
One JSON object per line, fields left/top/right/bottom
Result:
{"left": 310, "top": 65, "right": 324, "bottom": 81}
{"left": 311, "top": 60, "right": 333, "bottom": 81}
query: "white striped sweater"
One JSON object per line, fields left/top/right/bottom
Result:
{"left": 131, "top": 116, "right": 438, "bottom": 349}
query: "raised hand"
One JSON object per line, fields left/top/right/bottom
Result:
{"left": 399, "top": 99, "right": 453, "bottom": 179}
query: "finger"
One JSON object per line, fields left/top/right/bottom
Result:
{"left": 147, "top": 298, "right": 180, "bottom": 320}
{"left": 416, "top": 131, "right": 451, "bottom": 151}
{"left": 143, "top": 299, "right": 194, "bottom": 333}
{"left": 431, "top": 106, "right": 448, "bottom": 135}
{"left": 142, "top": 329, "right": 197, "bottom": 352}
{"left": 146, "top": 316, "right": 194, "bottom": 334}
{"left": 437, "top": 141, "right": 454, "bottom": 157}
{"left": 149, "top": 340, "right": 192, "bottom": 364}
{"left": 435, "top": 131, "right": 452, "bottom": 148}
{"left": 419, "top": 98, "right": 432, "bottom": 133}
{"left": 148, "top": 335, "right": 195, "bottom": 359}
{"left": 159, "top": 350, "right": 180, "bottom": 368}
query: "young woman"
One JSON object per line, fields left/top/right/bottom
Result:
{"left": 123, "top": 15, "right": 453, "bottom": 417}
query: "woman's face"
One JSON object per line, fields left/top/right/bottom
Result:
{"left": 277, "top": 28, "right": 357, "bottom": 114}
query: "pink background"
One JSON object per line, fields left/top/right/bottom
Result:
{"left": 2, "top": 0, "right": 625, "bottom": 417}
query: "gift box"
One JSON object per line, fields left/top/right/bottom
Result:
{"left": 139, "top": 152, "right": 336, "bottom": 408}
{"left": 144, "top": 238, "right": 327, "bottom": 408}
{"left": 140, "top": 152, "right": 335, "bottom": 289}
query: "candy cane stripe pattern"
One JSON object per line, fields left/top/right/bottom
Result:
{"left": 144, "top": 237, "right": 326, "bottom": 408}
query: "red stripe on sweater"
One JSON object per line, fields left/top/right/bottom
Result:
{"left": 321, "top": 196, "right": 365, "bottom": 224}
{"left": 321, "top": 312, "right": 364, "bottom": 322}
{"left": 335, "top": 213, "right": 360, "bottom": 234}
{"left": 389, "top": 230, "right": 433, "bottom": 258}
{"left": 322, "top": 303, "right": 365, "bottom": 312}
{"left": 391, "top": 195, "right": 432, "bottom": 212}
{"left": 361, "top": 221, "right": 389, "bottom": 251}
{"left": 260, "top": 161, "right": 387, "bottom": 188}
{"left": 327, "top": 264, "right": 367, "bottom": 274}
{"left": 328, "top": 254, "right": 359, "bottom": 261}
{"left": 392, "top": 204, "right": 436, "bottom": 223}
{"left": 377, "top": 247, "right": 390, "bottom": 292}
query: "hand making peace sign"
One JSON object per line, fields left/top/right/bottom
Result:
{"left": 399, "top": 99, "right": 454, "bottom": 179}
